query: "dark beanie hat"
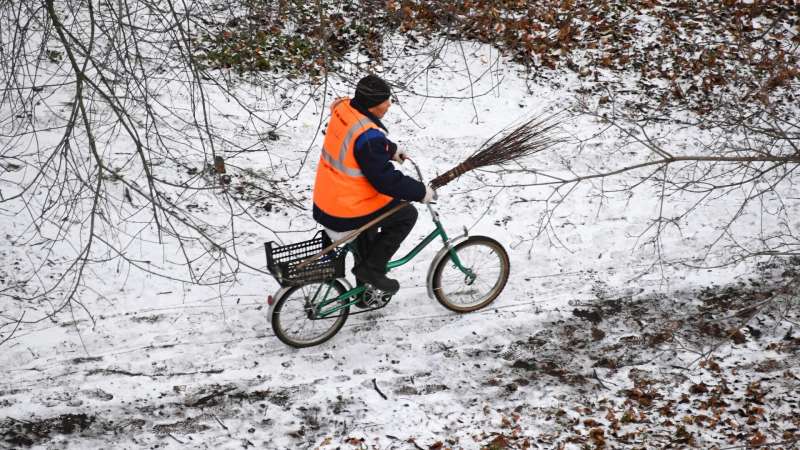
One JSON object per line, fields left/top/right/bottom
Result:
{"left": 353, "top": 75, "right": 391, "bottom": 109}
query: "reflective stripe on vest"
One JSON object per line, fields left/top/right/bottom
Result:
{"left": 319, "top": 116, "right": 373, "bottom": 177}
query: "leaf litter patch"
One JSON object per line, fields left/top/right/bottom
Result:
{"left": 193, "top": 1, "right": 799, "bottom": 116}
{"left": 1, "top": 413, "right": 96, "bottom": 447}
{"left": 488, "top": 261, "right": 800, "bottom": 448}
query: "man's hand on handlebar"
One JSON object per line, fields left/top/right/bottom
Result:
{"left": 422, "top": 185, "right": 435, "bottom": 203}
{"left": 392, "top": 149, "right": 408, "bottom": 164}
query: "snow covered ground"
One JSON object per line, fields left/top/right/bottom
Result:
{"left": 2, "top": 31, "right": 799, "bottom": 450}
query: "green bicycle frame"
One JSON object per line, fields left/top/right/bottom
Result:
{"left": 312, "top": 215, "right": 474, "bottom": 318}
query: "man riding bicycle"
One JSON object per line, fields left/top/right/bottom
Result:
{"left": 312, "top": 74, "right": 434, "bottom": 294}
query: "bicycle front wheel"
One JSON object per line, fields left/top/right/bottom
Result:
{"left": 432, "top": 236, "right": 510, "bottom": 312}
{"left": 271, "top": 280, "right": 350, "bottom": 348}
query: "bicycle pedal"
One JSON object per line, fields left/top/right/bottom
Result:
{"left": 358, "top": 286, "right": 392, "bottom": 308}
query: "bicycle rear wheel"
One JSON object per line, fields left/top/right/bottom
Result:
{"left": 271, "top": 280, "right": 350, "bottom": 348}
{"left": 432, "top": 236, "right": 510, "bottom": 312}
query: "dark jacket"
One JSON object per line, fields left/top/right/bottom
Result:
{"left": 313, "top": 101, "right": 426, "bottom": 231}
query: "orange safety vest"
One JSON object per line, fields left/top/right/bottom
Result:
{"left": 313, "top": 99, "right": 393, "bottom": 218}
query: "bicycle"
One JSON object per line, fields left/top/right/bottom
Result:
{"left": 264, "top": 160, "right": 510, "bottom": 348}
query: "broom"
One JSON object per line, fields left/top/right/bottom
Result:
{"left": 293, "top": 110, "right": 566, "bottom": 271}
{"left": 430, "top": 110, "right": 565, "bottom": 189}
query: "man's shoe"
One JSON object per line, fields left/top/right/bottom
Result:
{"left": 352, "top": 265, "right": 400, "bottom": 294}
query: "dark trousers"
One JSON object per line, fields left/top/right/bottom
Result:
{"left": 354, "top": 203, "right": 418, "bottom": 274}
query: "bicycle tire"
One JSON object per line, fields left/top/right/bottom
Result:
{"left": 432, "top": 236, "right": 510, "bottom": 312}
{"left": 271, "top": 279, "right": 350, "bottom": 348}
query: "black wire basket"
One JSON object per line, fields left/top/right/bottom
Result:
{"left": 265, "top": 231, "right": 346, "bottom": 287}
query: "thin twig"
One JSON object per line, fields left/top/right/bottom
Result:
{"left": 189, "top": 386, "right": 237, "bottom": 407}
{"left": 167, "top": 433, "right": 185, "bottom": 444}
{"left": 372, "top": 378, "right": 388, "bottom": 400}
{"left": 0, "top": 311, "right": 25, "bottom": 347}
{"left": 212, "top": 413, "right": 229, "bottom": 431}
{"left": 592, "top": 368, "right": 611, "bottom": 390}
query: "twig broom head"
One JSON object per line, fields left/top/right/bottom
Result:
{"left": 430, "top": 110, "right": 567, "bottom": 189}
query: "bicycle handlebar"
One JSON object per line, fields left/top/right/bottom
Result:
{"left": 404, "top": 156, "right": 438, "bottom": 201}
{"left": 405, "top": 156, "right": 424, "bottom": 182}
